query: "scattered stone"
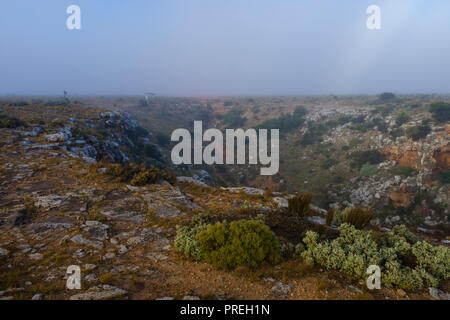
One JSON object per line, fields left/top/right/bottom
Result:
{"left": 84, "top": 274, "right": 98, "bottom": 282}
{"left": 0, "top": 248, "right": 9, "bottom": 256}
{"left": 69, "top": 285, "right": 127, "bottom": 300}
{"left": 72, "top": 249, "right": 86, "bottom": 259}
{"left": 271, "top": 282, "right": 293, "bottom": 298}
{"left": 117, "top": 245, "right": 128, "bottom": 254}
{"left": 83, "top": 221, "right": 110, "bottom": 241}
{"left": 35, "top": 195, "right": 64, "bottom": 210}
{"left": 6, "top": 211, "right": 27, "bottom": 228}
{"left": 176, "top": 176, "right": 207, "bottom": 186}
{"left": 272, "top": 197, "right": 288, "bottom": 208}
{"left": 103, "top": 252, "right": 115, "bottom": 260}
{"left": 146, "top": 252, "right": 168, "bottom": 261}
{"left": 84, "top": 264, "right": 97, "bottom": 271}
{"left": 32, "top": 294, "right": 43, "bottom": 300}
{"left": 429, "top": 287, "right": 450, "bottom": 300}
{"left": 348, "top": 285, "right": 363, "bottom": 294}
{"left": 397, "top": 289, "right": 407, "bottom": 297}
{"left": 225, "top": 187, "right": 265, "bottom": 195}
{"left": 71, "top": 234, "right": 104, "bottom": 249}
{"left": 28, "top": 253, "right": 43, "bottom": 261}
{"left": 183, "top": 296, "right": 200, "bottom": 300}
{"left": 45, "top": 133, "right": 67, "bottom": 143}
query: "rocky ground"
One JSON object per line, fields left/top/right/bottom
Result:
{"left": 0, "top": 99, "right": 448, "bottom": 299}
{"left": 0, "top": 103, "right": 447, "bottom": 300}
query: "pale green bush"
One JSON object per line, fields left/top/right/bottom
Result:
{"left": 294, "top": 243, "right": 305, "bottom": 256}
{"left": 174, "top": 223, "right": 209, "bottom": 261}
{"left": 301, "top": 223, "right": 450, "bottom": 289}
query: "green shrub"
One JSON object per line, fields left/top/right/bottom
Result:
{"left": 106, "top": 163, "right": 175, "bottom": 185}
{"left": 359, "top": 164, "right": 378, "bottom": 177}
{"left": 0, "top": 115, "right": 27, "bottom": 128}
{"left": 396, "top": 112, "right": 411, "bottom": 126}
{"left": 390, "top": 128, "right": 405, "bottom": 138}
{"left": 429, "top": 101, "right": 450, "bottom": 123}
{"left": 224, "top": 108, "right": 246, "bottom": 127}
{"left": 321, "top": 158, "right": 339, "bottom": 169}
{"left": 294, "top": 243, "right": 305, "bottom": 256}
{"left": 406, "top": 121, "right": 431, "bottom": 141}
{"left": 301, "top": 224, "right": 450, "bottom": 290}
{"left": 378, "top": 92, "right": 396, "bottom": 103}
{"left": 256, "top": 106, "right": 307, "bottom": 137}
{"left": 301, "top": 121, "right": 329, "bottom": 145}
{"left": 439, "top": 170, "right": 450, "bottom": 184}
{"left": 351, "top": 150, "right": 383, "bottom": 169}
{"left": 372, "top": 104, "right": 395, "bottom": 117}
{"left": 174, "top": 223, "right": 209, "bottom": 261}
{"left": 280, "top": 241, "right": 295, "bottom": 258}
{"left": 389, "top": 166, "right": 417, "bottom": 177}
{"left": 196, "top": 220, "right": 281, "bottom": 269}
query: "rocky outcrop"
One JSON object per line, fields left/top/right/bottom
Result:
{"left": 389, "top": 184, "right": 413, "bottom": 208}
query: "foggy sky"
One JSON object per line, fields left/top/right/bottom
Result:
{"left": 1, "top": 0, "right": 450, "bottom": 96}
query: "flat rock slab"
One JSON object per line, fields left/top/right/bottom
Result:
{"left": 69, "top": 285, "right": 127, "bottom": 300}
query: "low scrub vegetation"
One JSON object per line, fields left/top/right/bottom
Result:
{"left": 0, "top": 115, "right": 27, "bottom": 128}
{"left": 175, "top": 218, "right": 281, "bottom": 269}
{"left": 359, "top": 164, "right": 378, "bottom": 177}
{"left": 389, "top": 166, "right": 418, "bottom": 177}
{"left": 395, "top": 112, "right": 411, "bottom": 126}
{"left": 332, "top": 207, "right": 373, "bottom": 229}
{"left": 440, "top": 170, "right": 450, "bottom": 185}
{"left": 406, "top": 120, "right": 431, "bottom": 141}
{"left": 256, "top": 106, "right": 307, "bottom": 136}
{"left": 223, "top": 108, "right": 246, "bottom": 127}
{"left": 288, "top": 193, "right": 312, "bottom": 220}
{"left": 350, "top": 150, "right": 384, "bottom": 170}
{"left": 429, "top": 101, "right": 450, "bottom": 122}
{"left": 301, "top": 224, "right": 450, "bottom": 290}
{"left": 105, "top": 163, "right": 175, "bottom": 185}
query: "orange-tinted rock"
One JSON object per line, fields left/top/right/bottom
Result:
{"left": 432, "top": 145, "right": 450, "bottom": 170}
{"left": 389, "top": 184, "right": 412, "bottom": 207}
{"left": 382, "top": 145, "right": 421, "bottom": 169}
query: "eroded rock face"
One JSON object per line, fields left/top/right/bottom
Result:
{"left": 381, "top": 123, "right": 449, "bottom": 173}
{"left": 389, "top": 184, "right": 414, "bottom": 208}
{"left": 433, "top": 145, "right": 450, "bottom": 171}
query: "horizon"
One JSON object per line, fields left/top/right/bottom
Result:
{"left": 2, "top": 92, "right": 450, "bottom": 99}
